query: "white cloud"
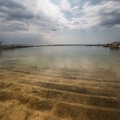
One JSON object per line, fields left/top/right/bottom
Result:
{"left": 60, "top": 0, "right": 72, "bottom": 12}
{"left": 22, "top": 0, "right": 71, "bottom": 31}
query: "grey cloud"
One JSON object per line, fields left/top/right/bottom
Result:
{"left": 99, "top": 1, "right": 120, "bottom": 28}
{"left": 0, "top": 0, "right": 34, "bottom": 33}
{"left": 1, "top": 0, "right": 120, "bottom": 33}
{"left": 0, "top": 0, "right": 60, "bottom": 33}
{"left": 100, "top": 18, "right": 120, "bottom": 27}
{"left": 0, "top": 0, "right": 34, "bottom": 21}
{"left": 80, "top": 0, "right": 120, "bottom": 29}
{"left": 38, "top": 21, "right": 58, "bottom": 33}
{"left": 39, "top": 27, "right": 58, "bottom": 33}
{"left": 100, "top": 11, "right": 120, "bottom": 27}
{"left": 0, "top": 23, "right": 28, "bottom": 31}
{"left": 6, "top": 11, "right": 34, "bottom": 21}
{"left": 0, "top": 0, "right": 25, "bottom": 10}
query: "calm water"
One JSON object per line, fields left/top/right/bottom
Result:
{"left": 0, "top": 46, "right": 120, "bottom": 81}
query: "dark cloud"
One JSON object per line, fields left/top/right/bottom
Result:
{"left": 100, "top": 11, "right": 120, "bottom": 27}
{"left": 6, "top": 11, "right": 34, "bottom": 21}
{"left": 0, "top": 0, "right": 34, "bottom": 21}
{"left": 101, "top": 18, "right": 120, "bottom": 27}
{"left": 0, "top": 0, "right": 25, "bottom": 10}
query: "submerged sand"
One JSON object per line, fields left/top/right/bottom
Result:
{"left": 0, "top": 69, "right": 120, "bottom": 120}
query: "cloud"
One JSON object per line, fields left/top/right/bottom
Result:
{"left": 60, "top": 0, "right": 72, "bottom": 12}
{"left": 72, "top": 0, "right": 120, "bottom": 29}
{"left": 0, "top": 0, "right": 34, "bottom": 21}
{"left": 0, "top": 22, "right": 28, "bottom": 31}
{"left": 0, "top": 0, "right": 25, "bottom": 9}
{"left": 98, "top": 1, "right": 120, "bottom": 27}
{"left": 0, "top": 0, "right": 120, "bottom": 44}
{"left": 86, "top": 0, "right": 120, "bottom": 27}
{"left": 0, "top": 0, "right": 120, "bottom": 32}
{"left": 0, "top": 0, "right": 70, "bottom": 33}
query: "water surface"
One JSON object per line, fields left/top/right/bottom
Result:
{"left": 0, "top": 46, "right": 120, "bottom": 81}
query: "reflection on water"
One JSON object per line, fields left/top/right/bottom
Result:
{"left": 0, "top": 46, "right": 120, "bottom": 81}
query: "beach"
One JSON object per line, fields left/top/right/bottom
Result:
{"left": 0, "top": 69, "right": 120, "bottom": 120}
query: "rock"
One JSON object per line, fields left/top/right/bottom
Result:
{"left": 103, "top": 42, "right": 120, "bottom": 49}
{"left": 109, "top": 42, "right": 120, "bottom": 49}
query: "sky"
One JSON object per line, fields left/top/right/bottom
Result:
{"left": 0, "top": 0, "right": 120, "bottom": 44}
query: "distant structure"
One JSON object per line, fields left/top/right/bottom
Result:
{"left": 0, "top": 41, "right": 2, "bottom": 47}
{"left": 0, "top": 42, "right": 4, "bottom": 49}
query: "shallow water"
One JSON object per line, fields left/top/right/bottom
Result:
{"left": 0, "top": 46, "right": 120, "bottom": 120}
{"left": 0, "top": 46, "right": 120, "bottom": 81}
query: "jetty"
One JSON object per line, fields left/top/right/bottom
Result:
{"left": 0, "top": 42, "right": 34, "bottom": 49}
{"left": 1, "top": 41, "right": 120, "bottom": 49}
{"left": 36, "top": 44, "right": 103, "bottom": 47}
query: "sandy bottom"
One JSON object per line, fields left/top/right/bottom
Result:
{"left": 0, "top": 69, "right": 120, "bottom": 120}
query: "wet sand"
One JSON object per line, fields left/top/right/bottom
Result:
{"left": 0, "top": 69, "right": 120, "bottom": 120}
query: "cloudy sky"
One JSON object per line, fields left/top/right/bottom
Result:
{"left": 0, "top": 0, "right": 120, "bottom": 44}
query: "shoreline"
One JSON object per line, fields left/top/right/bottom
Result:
{"left": 0, "top": 45, "right": 35, "bottom": 50}
{"left": 0, "top": 41, "right": 120, "bottom": 49}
